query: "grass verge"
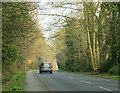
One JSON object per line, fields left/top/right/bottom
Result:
{"left": 91, "top": 74, "right": 120, "bottom": 80}
{"left": 55, "top": 70, "right": 120, "bottom": 80}
{"left": 2, "top": 72, "right": 25, "bottom": 92}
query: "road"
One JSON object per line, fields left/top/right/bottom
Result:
{"left": 24, "top": 71, "right": 119, "bottom": 92}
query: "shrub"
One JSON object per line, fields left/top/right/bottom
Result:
{"left": 98, "top": 57, "right": 114, "bottom": 73}
{"left": 98, "top": 61, "right": 112, "bottom": 73}
{"left": 2, "top": 44, "right": 18, "bottom": 65}
{"left": 108, "top": 65, "right": 119, "bottom": 75}
{"left": 2, "top": 78, "right": 11, "bottom": 84}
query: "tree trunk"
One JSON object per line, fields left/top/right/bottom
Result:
{"left": 93, "top": 32, "right": 97, "bottom": 69}
{"left": 96, "top": 36, "right": 100, "bottom": 68}
{"left": 84, "top": 2, "right": 96, "bottom": 71}
{"left": 87, "top": 29, "right": 96, "bottom": 71}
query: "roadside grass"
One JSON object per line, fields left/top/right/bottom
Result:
{"left": 82, "top": 72, "right": 120, "bottom": 80}
{"left": 54, "top": 70, "right": 70, "bottom": 73}
{"left": 31, "top": 69, "right": 39, "bottom": 71}
{"left": 91, "top": 74, "right": 120, "bottom": 80}
{"left": 2, "top": 72, "right": 25, "bottom": 92}
{"left": 55, "top": 70, "right": 120, "bottom": 80}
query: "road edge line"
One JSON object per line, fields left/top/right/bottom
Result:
{"left": 98, "top": 86, "right": 112, "bottom": 91}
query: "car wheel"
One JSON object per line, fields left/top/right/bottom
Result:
{"left": 39, "top": 70, "right": 42, "bottom": 74}
{"left": 50, "top": 71, "right": 53, "bottom": 74}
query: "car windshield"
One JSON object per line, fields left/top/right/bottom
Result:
{"left": 43, "top": 63, "right": 50, "bottom": 67}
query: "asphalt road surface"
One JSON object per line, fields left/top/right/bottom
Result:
{"left": 24, "top": 71, "right": 119, "bottom": 92}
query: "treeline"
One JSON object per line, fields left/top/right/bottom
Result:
{"left": 54, "top": 2, "right": 120, "bottom": 75}
{"left": 2, "top": 2, "right": 49, "bottom": 82}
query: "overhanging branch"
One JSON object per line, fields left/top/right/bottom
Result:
{"left": 48, "top": 34, "right": 60, "bottom": 39}
{"left": 38, "top": 13, "right": 76, "bottom": 20}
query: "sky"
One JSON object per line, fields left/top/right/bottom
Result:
{"left": 37, "top": 0, "right": 77, "bottom": 40}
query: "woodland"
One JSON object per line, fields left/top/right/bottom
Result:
{"left": 2, "top": 2, "right": 120, "bottom": 83}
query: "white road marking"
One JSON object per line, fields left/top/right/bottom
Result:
{"left": 80, "top": 80, "right": 92, "bottom": 84}
{"left": 103, "top": 79, "right": 110, "bottom": 81}
{"left": 67, "top": 77, "right": 75, "bottom": 79}
{"left": 105, "top": 83, "right": 114, "bottom": 86}
{"left": 98, "top": 86, "right": 112, "bottom": 91}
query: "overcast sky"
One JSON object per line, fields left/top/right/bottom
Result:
{"left": 37, "top": 0, "right": 78, "bottom": 40}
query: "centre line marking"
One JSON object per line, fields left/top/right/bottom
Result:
{"left": 105, "top": 83, "right": 114, "bottom": 86}
{"left": 80, "top": 80, "right": 92, "bottom": 84}
{"left": 98, "top": 86, "right": 112, "bottom": 91}
{"left": 67, "top": 77, "right": 74, "bottom": 79}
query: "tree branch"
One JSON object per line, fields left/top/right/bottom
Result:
{"left": 48, "top": 34, "right": 60, "bottom": 39}
{"left": 54, "top": 6, "right": 83, "bottom": 12}
{"left": 38, "top": 13, "right": 76, "bottom": 19}
{"left": 85, "top": 3, "right": 101, "bottom": 24}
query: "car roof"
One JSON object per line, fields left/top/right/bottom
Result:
{"left": 42, "top": 62, "right": 50, "bottom": 63}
